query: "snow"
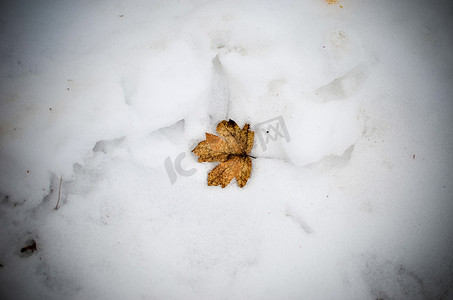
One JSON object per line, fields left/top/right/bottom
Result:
{"left": 1, "top": 0, "right": 453, "bottom": 299}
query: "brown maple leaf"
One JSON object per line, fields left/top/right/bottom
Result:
{"left": 192, "top": 119, "right": 254, "bottom": 188}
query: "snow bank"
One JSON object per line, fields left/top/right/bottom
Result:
{"left": 1, "top": 0, "right": 452, "bottom": 299}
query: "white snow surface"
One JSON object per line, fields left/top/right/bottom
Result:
{"left": 1, "top": 0, "right": 453, "bottom": 299}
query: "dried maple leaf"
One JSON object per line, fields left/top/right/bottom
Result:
{"left": 192, "top": 119, "right": 254, "bottom": 188}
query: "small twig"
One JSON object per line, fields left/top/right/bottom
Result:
{"left": 248, "top": 154, "right": 257, "bottom": 159}
{"left": 21, "top": 240, "right": 37, "bottom": 253}
{"left": 55, "top": 176, "right": 62, "bottom": 210}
